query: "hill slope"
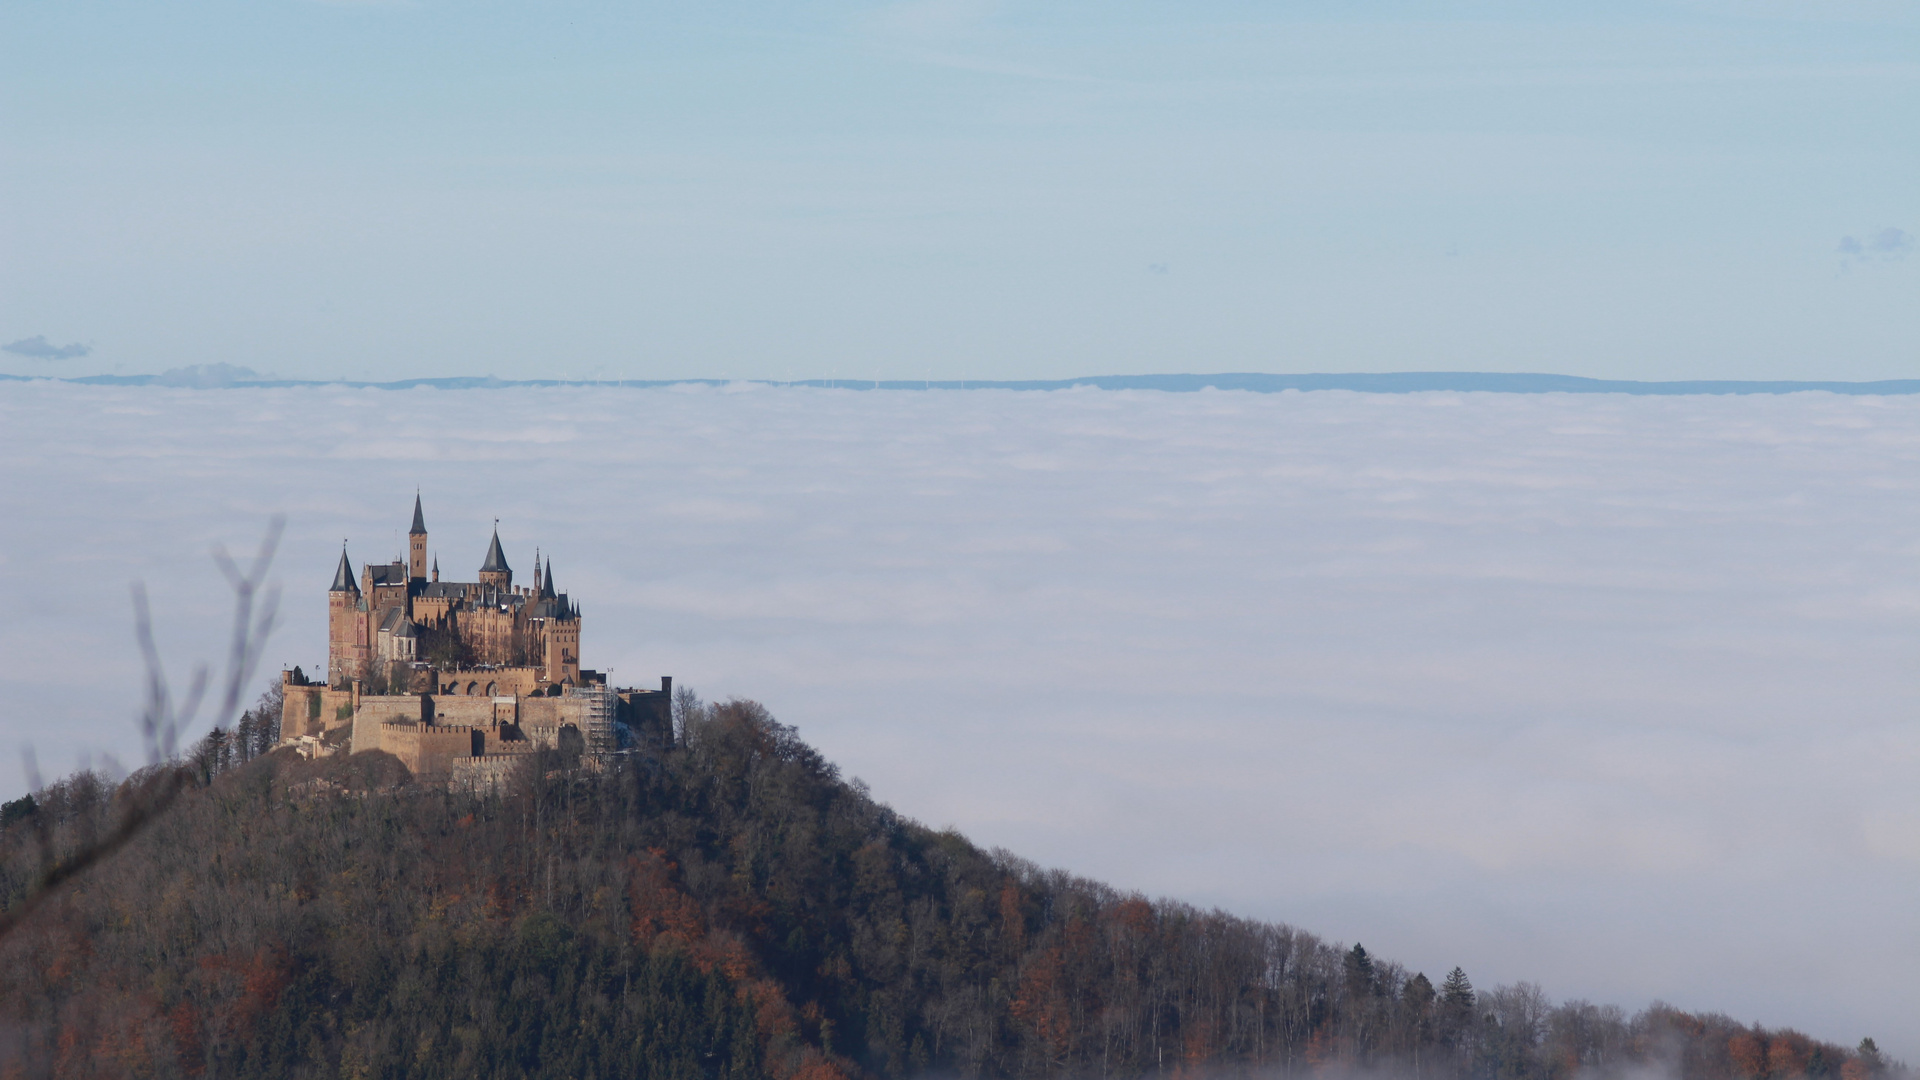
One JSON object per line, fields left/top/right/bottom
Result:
{"left": 0, "top": 697, "right": 1898, "bottom": 1080}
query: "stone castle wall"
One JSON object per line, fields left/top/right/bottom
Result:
{"left": 436, "top": 667, "right": 543, "bottom": 698}
{"left": 284, "top": 672, "right": 673, "bottom": 763}
{"left": 281, "top": 680, "right": 356, "bottom": 741}
{"left": 290, "top": 683, "right": 619, "bottom": 781}
{"left": 377, "top": 722, "right": 478, "bottom": 781}
{"left": 450, "top": 754, "right": 526, "bottom": 792}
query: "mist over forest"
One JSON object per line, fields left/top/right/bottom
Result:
{"left": 1, "top": 382, "right": 1916, "bottom": 1054}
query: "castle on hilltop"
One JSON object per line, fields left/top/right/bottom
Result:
{"left": 325, "top": 495, "right": 585, "bottom": 695}
{"left": 279, "top": 496, "right": 670, "bottom": 783}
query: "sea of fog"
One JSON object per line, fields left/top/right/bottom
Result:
{"left": 1, "top": 381, "right": 1916, "bottom": 1055}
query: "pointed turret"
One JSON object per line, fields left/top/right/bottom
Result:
{"left": 478, "top": 524, "right": 512, "bottom": 588}
{"left": 541, "top": 557, "right": 557, "bottom": 599}
{"left": 409, "top": 494, "right": 427, "bottom": 535}
{"left": 431, "top": 554, "right": 439, "bottom": 583}
{"left": 481, "top": 529, "right": 509, "bottom": 573}
{"left": 330, "top": 546, "right": 358, "bottom": 592}
{"left": 328, "top": 543, "right": 368, "bottom": 687}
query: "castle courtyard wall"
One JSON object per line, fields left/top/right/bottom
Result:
{"left": 378, "top": 722, "right": 478, "bottom": 781}
{"left": 425, "top": 696, "right": 512, "bottom": 727}
{"left": 348, "top": 694, "right": 427, "bottom": 753}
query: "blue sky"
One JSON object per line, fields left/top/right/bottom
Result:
{"left": 2, "top": 0, "right": 1915, "bottom": 381}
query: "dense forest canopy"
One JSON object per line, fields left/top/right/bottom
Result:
{"left": 0, "top": 693, "right": 1903, "bottom": 1080}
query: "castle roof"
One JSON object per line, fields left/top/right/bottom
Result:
{"left": 378, "top": 607, "right": 419, "bottom": 637}
{"left": 419, "top": 579, "right": 528, "bottom": 612}
{"left": 367, "top": 561, "right": 406, "bottom": 587}
{"left": 529, "top": 596, "right": 565, "bottom": 619}
{"left": 540, "top": 557, "right": 556, "bottom": 599}
{"left": 410, "top": 495, "right": 427, "bottom": 536}
{"left": 480, "top": 528, "right": 510, "bottom": 574}
{"left": 330, "top": 548, "right": 357, "bottom": 592}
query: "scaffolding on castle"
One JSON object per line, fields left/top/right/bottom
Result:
{"left": 565, "top": 684, "right": 617, "bottom": 757}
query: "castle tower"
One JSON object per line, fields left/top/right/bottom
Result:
{"left": 539, "top": 558, "right": 581, "bottom": 684}
{"left": 328, "top": 546, "right": 369, "bottom": 687}
{"left": 408, "top": 494, "right": 428, "bottom": 582}
{"left": 543, "top": 611, "right": 580, "bottom": 684}
{"left": 479, "top": 525, "right": 512, "bottom": 590}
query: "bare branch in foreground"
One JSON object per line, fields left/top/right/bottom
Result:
{"left": 0, "top": 516, "right": 283, "bottom": 940}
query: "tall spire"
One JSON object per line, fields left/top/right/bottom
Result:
{"left": 330, "top": 544, "right": 357, "bottom": 592}
{"left": 480, "top": 523, "right": 510, "bottom": 574}
{"left": 431, "top": 553, "right": 439, "bottom": 582}
{"left": 541, "top": 557, "right": 556, "bottom": 599}
{"left": 406, "top": 493, "right": 430, "bottom": 581}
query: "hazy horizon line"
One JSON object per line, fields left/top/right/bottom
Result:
{"left": 8, "top": 368, "right": 1920, "bottom": 396}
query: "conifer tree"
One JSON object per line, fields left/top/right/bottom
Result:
{"left": 1441, "top": 966, "right": 1475, "bottom": 1010}
{"left": 1404, "top": 972, "right": 1435, "bottom": 1007}
{"left": 1438, "top": 966, "right": 1478, "bottom": 1051}
{"left": 1345, "top": 943, "right": 1378, "bottom": 997}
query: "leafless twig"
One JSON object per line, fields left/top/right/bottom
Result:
{"left": 0, "top": 517, "right": 283, "bottom": 939}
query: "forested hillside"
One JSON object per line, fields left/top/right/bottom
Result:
{"left": 0, "top": 696, "right": 1902, "bottom": 1080}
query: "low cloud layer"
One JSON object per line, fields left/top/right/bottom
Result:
{"left": 0, "top": 383, "right": 1915, "bottom": 1056}
{"left": 2, "top": 335, "right": 91, "bottom": 361}
{"left": 152, "top": 363, "right": 262, "bottom": 388}
{"left": 1838, "top": 227, "right": 1914, "bottom": 262}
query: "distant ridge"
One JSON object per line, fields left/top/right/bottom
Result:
{"left": 7, "top": 370, "right": 1920, "bottom": 396}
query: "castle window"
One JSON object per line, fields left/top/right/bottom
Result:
{"left": 466, "top": 681, "right": 478, "bottom": 696}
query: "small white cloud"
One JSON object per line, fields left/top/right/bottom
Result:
{"left": 154, "top": 363, "right": 262, "bottom": 387}
{"left": 1837, "top": 226, "right": 1913, "bottom": 263}
{"left": 3, "top": 335, "right": 91, "bottom": 361}
{"left": 1867, "top": 227, "right": 1914, "bottom": 255}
